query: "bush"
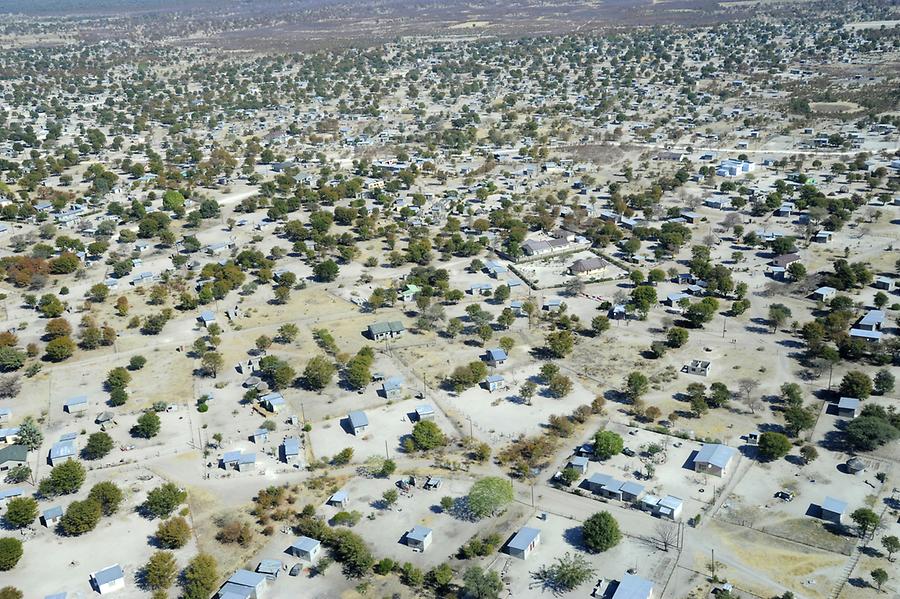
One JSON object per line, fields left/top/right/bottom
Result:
{"left": 582, "top": 511, "right": 621, "bottom": 553}
{"left": 0, "top": 538, "right": 22, "bottom": 570}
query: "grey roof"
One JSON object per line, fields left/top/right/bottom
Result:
{"left": 64, "top": 395, "right": 87, "bottom": 407}
{"left": 0, "top": 444, "right": 27, "bottom": 464}
{"left": 612, "top": 573, "right": 654, "bottom": 599}
{"left": 569, "top": 456, "right": 589, "bottom": 468}
{"left": 237, "top": 453, "right": 256, "bottom": 465}
{"left": 485, "top": 374, "right": 504, "bottom": 383}
{"left": 228, "top": 569, "right": 266, "bottom": 588}
{"left": 282, "top": 437, "right": 300, "bottom": 455}
{"left": 382, "top": 377, "right": 404, "bottom": 391}
{"left": 508, "top": 527, "right": 540, "bottom": 551}
{"left": 45, "top": 594, "right": 67, "bottom": 599}
{"left": 290, "top": 536, "right": 321, "bottom": 553}
{"left": 348, "top": 410, "right": 368, "bottom": 428}
{"left": 838, "top": 397, "right": 860, "bottom": 410}
{"left": 256, "top": 559, "right": 282, "bottom": 574}
{"left": 859, "top": 310, "right": 885, "bottom": 327}
{"left": 587, "top": 472, "right": 613, "bottom": 487}
{"left": 216, "top": 584, "right": 254, "bottom": 599}
{"left": 620, "top": 481, "right": 645, "bottom": 497}
{"left": 694, "top": 443, "right": 737, "bottom": 469}
{"left": 43, "top": 506, "right": 63, "bottom": 520}
{"left": 822, "top": 496, "right": 847, "bottom": 514}
{"left": 260, "top": 392, "right": 285, "bottom": 405}
{"left": 407, "top": 525, "right": 433, "bottom": 542}
{"left": 659, "top": 495, "right": 683, "bottom": 510}
{"left": 92, "top": 564, "right": 124, "bottom": 586}
{"left": 485, "top": 348, "right": 507, "bottom": 361}
{"left": 369, "top": 321, "right": 404, "bottom": 335}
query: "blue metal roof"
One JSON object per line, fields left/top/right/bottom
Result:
{"left": 822, "top": 496, "right": 847, "bottom": 514}
{"left": 694, "top": 443, "right": 737, "bottom": 469}
{"left": 237, "top": 453, "right": 256, "bottom": 465}
{"left": 415, "top": 404, "right": 434, "bottom": 416}
{"left": 508, "top": 527, "right": 540, "bottom": 551}
{"left": 0, "top": 488, "right": 23, "bottom": 500}
{"left": 348, "top": 411, "right": 368, "bottom": 428}
{"left": 64, "top": 395, "right": 87, "bottom": 406}
{"left": 228, "top": 569, "right": 266, "bottom": 588}
{"left": 291, "top": 535, "right": 321, "bottom": 552}
{"left": 485, "top": 348, "right": 507, "bottom": 361}
{"left": 383, "top": 377, "right": 404, "bottom": 391}
{"left": 43, "top": 506, "right": 63, "bottom": 520}
{"left": 92, "top": 564, "right": 124, "bottom": 586}
{"left": 407, "top": 525, "right": 432, "bottom": 542}
{"left": 330, "top": 490, "right": 349, "bottom": 503}
{"left": 222, "top": 450, "right": 242, "bottom": 463}
{"left": 282, "top": 437, "right": 300, "bottom": 455}
{"left": 256, "top": 559, "right": 282, "bottom": 574}
{"left": 50, "top": 440, "right": 76, "bottom": 460}
{"left": 612, "top": 573, "right": 654, "bottom": 599}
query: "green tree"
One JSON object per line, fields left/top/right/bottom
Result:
{"left": 4, "top": 497, "right": 37, "bottom": 529}
{"left": 88, "top": 481, "right": 124, "bottom": 516}
{"left": 0, "top": 587, "right": 22, "bottom": 599}
{"left": 156, "top": 516, "right": 191, "bottom": 549}
{"left": 303, "top": 355, "right": 335, "bottom": 391}
{"left": 874, "top": 370, "right": 895, "bottom": 395}
{"left": 143, "top": 483, "right": 187, "bottom": 519}
{"left": 44, "top": 336, "right": 76, "bottom": 361}
{"left": 536, "top": 552, "right": 595, "bottom": 593}
{"left": 411, "top": 421, "right": 447, "bottom": 451}
{"left": 591, "top": 315, "right": 610, "bottom": 336}
{"left": 871, "top": 568, "right": 888, "bottom": 592}
{"left": 467, "top": 477, "right": 514, "bottom": 519}
{"left": 38, "top": 459, "right": 86, "bottom": 496}
{"left": 59, "top": 499, "right": 102, "bottom": 535}
{"left": 181, "top": 553, "right": 218, "bottom": 599}
{"left": 462, "top": 566, "right": 503, "bottom": 599}
{"left": 784, "top": 405, "right": 816, "bottom": 437}
{"left": 768, "top": 304, "right": 792, "bottom": 331}
{"left": 881, "top": 535, "right": 899, "bottom": 562}
{"left": 132, "top": 411, "right": 161, "bottom": 438}
{"left": 144, "top": 550, "right": 177, "bottom": 591}
{"left": 16, "top": 417, "right": 42, "bottom": 450}
{"left": 0, "top": 347, "right": 25, "bottom": 372}
{"left": 582, "top": 511, "right": 621, "bottom": 553}
{"left": 851, "top": 507, "right": 880, "bottom": 537}
{"left": 593, "top": 430, "right": 624, "bottom": 460}
{"left": 545, "top": 329, "right": 574, "bottom": 358}
{"left": 625, "top": 371, "right": 649, "bottom": 403}
{"left": 313, "top": 259, "right": 339, "bottom": 282}
{"left": 83, "top": 432, "right": 114, "bottom": 459}
{"left": 0, "top": 538, "right": 22, "bottom": 570}
{"left": 666, "top": 327, "right": 689, "bottom": 347}
{"left": 757, "top": 432, "right": 792, "bottom": 461}
{"left": 839, "top": 371, "right": 873, "bottom": 399}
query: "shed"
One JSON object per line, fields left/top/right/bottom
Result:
{"left": 328, "top": 490, "right": 349, "bottom": 508}
{"left": 685, "top": 360, "right": 711, "bottom": 377}
{"left": 821, "top": 496, "right": 847, "bottom": 524}
{"left": 0, "top": 488, "right": 23, "bottom": 505}
{"left": 484, "top": 348, "right": 508, "bottom": 367}
{"left": 288, "top": 536, "right": 322, "bottom": 561}
{"left": 221, "top": 450, "right": 242, "bottom": 469}
{"left": 611, "top": 573, "right": 654, "bottom": 599}
{"left": 507, "top": 526, "right": 541, "bottom": 560}
{"left": 236, "top": 453, "right": 257, "bottom": 472}
{"left": 64, "top": 395, "right": 88, "bottom": 414}
{"left": 837, "top": 397, "right": 860, "bottom": 418}
{"left": 567, "top": 456, "right": 589, "bottom": 474}
{"left": 222, "top": 569, "right": 267, "bottom": 599}
{"left": 811, "top": 286, "right": 836, "bottom": 302}
{"left": 281, "top": 437, "right": 300, "bottom": 463}
{"left": 483, "top": 374, "right": 505, "bottom": 392}
{"left": 42, "top": 505, "right": 63, "bottom": 527}
{"left": 256, "top": 559, "right": 282, "bottom": 580}
{"left": 0, "top": 407, "right": 10, "bottom": 423}
{"left": 382, "top": 377, "right": 404, "bottom": 399}
{"left": 90, "top": 564, "right": 125, "bottom": 595}
{"left": 260, "top": 392, "right": 285, "bottom": 412}
{"left": 620, "top": 481, "right": 646, "bottom": 502}
{"left": 406, "top": 525, "right": 433, "bottom": 551}
{"left": 251, "top": 429, "right": 269, "bottom": 444}
{"left": 49, "top": 440, "right": 77, "bottom": 466}
{"left": 348, "top": 410, "right": 368, "bottom": 435}
{"left": 693, "top": 443, "right": 738, "bottom": 477}
{"left": 657, "top": 495, "right": 684, "bottom": 520}
{"left": 415, "top": 404, "right": 435, "bottom": 421}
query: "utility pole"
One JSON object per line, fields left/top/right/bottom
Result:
{"left": 722, "top": 315, "right": 727, "bottom": 338}
{"left": 711, "top": 549, "right": 716, "bottom": 580}
{"left": 384, "top": 439, "right": 389, "bottom": 459}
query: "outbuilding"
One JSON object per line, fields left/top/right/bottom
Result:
{"left": 288, "top": 536, "right": 322, "bottom": 561}
{"left": 41, "top": 506, "right": 63, "bottom": 527}
{"left": 821, "top": 496, "right": 847, "bottom": 524}
{"left": 63, "top": 395, "right": 88, "bottom": 414}
{"left": 90, "top": 564, "right": 125, "bottom": 595}
{"left": 406, "top": 525, "right": 433, "bottom": 551}
{"left": 837, "top": 397, "right": 860, "bottom": 418}
{"left": 612, "top": 573, "right": 654, "bottom": 599}
{"left": 415, "top": 404, "right": 435, "bottom": 421}
{"left": 348, "top": 411, "right": 368, "bottom": 435}
{"left": 281, "top": 437, "right": 301, "bottom": 463}
{"left": 506, "top": 527, "right": 540, "bottom": 560}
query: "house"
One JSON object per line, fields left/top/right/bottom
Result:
{"left": 256, "top": 559, "right": 282, "bottom": 580}
{"left": 415, "top": 404, "right": 435, "bottom": 421}
{"left": 198, "top": 310, "right": 216, "bottom": 327}
{"left": 49, "top": 440, "right": 77, "bottom": 466}
{"left": 567, "top": 456, "right": 589, "bottom": 474}
{"left": 381, "top": 377, "right": 404, "bottom": 399}
{"left": 837, "top": 397, "right": 860, "bottom": 418}
{"left": 251, "top": 429, "right": 269, "bottom": 444}
{"left": 0, "top": 445, "right": 27, "bottom": 472}
{"left": 771, "top": 253, "right": 800, "bottom": 269}
{"left": 90, "top": 564, "right": 125, "bottom": 595}
{"left": 510, "top": 300, "right": 525, "bottom": 316}
{"left": 612, "top": 573, "right": 654, "bottom": 599}
{"left": 680, "top": 211, "right": 701, "bottom": 224}
{"left": 849, "top": 328, "right": 882, "bottom": 342}
{"left": 483, "top": 348, "right": 508, "bottom": 367}
{"left": 406, "top": 525, "right": 433, "bottom": 551}
{"left": 348, "top": 411, "right": 368, "bottom": 435}
{"left": 811, "top": 286, "right": 836, "bottom": 302}
{"left": 641, "top": 494, "right": 683, "bottom": 520}
{"left": 820, "top": 496, "right": 848, "bottom": 524}
{"left": 693, "top": 444, "right": 738, "bottom": 477}
{"left": 367, "top": 321, "right": 405, "bottom": 341}
{"left": 260, "top": 392, "right": 285, "bottom": 412}
{"left": 483, "top": 374, "right": 506, "bottom": 392}
{"left": 856, "top": 310, "right": 885, "bottom": 331}
{"left": 874, "top": 276, "right": 895, "bottom": 291}
{"left": 506, "top": 526, "right": 540, "bottom": 560}
{"left": 327, "top": 490, "right": 349, "bottom": 508}
{"left": 685, "top": 360, "right": 711, "bottom": 377}
{"left": 64, "top": 395, "right": 88, "bottom": 414}
{"left": 41, "top": 506, "right": 63, "bottom": 527}
{"left": 281, "top": 437, "right": 300, "bottom": 463}
{"left": 218, "top": 569, "right": 267, "bottom": 599}
{"left": 0, "top": 407, "right": 10, "bottom": 423}
{"left": 569, "top": 257, "right": 608, "bottom": 276}
{"left": 288, "top": 536, "right": 322, "bottom": 561}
